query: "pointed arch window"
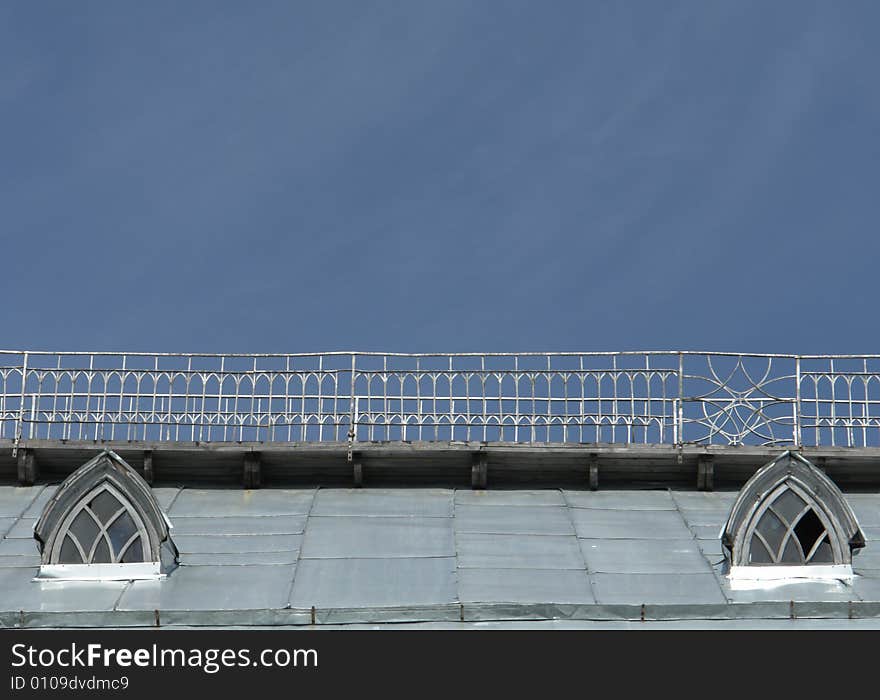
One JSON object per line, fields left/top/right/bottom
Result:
{"left": 34, "top": 449, "right": 177, "bottom": 580}
{"left": 722, "top": 451, "right": 864, "bottom": 580}
{"left": 54, "top": 483, "right": 150, "bottom": 565}
{"left": 746, "top": 482, "right": 835, "bottom": 565}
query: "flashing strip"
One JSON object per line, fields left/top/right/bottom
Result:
{"left": 728, "top": 564, "right": 853, "bottom": 585}
{"left": 35, "top": 562, "right": 163, "bottom": 582}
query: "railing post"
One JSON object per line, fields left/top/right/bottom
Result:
{"left": 347, "top": 353, "right": 357, "bottom": 460}
{"left": 12, "top": 352, "right": 27, "bottom": 457}
{"left": 675, "top": 352, "right": 683, "bottom": 446}
{"left": 794, "top": 356, "right": 802, "bottom": 448}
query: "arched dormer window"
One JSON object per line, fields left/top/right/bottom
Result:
{"left": 33, "top": 450, "right": 177, "bottom": 580}
{"left": 722, "top": 451, "right": 864, "bottom": 580}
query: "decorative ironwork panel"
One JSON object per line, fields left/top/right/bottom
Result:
{"left": 3, "top": 351, "right": 880, "bottom": 448}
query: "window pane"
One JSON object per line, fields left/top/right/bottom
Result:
{"left": 755, "top": 510, "right": 786, "bottom": 557}
{"left": 772, "top": 489, "right": 806, "bottom": 525}
{"left": 107, "top": 512, "right": 138, "bottom": 557}
{"left": 59, "top": 535, "right": 83, "bottom": 564}
{"left": 91, "top": 536, "right": 111, "bottom": 564}
{"left": 121, "top": 537, "right": 144, "bottom": 563}
{"left": 781, "top": 537, "right": 804, "bottom": 564}
{"left": 794, "top": 509, "right": 827, "bottom": 558}
{"left": 89, "top": 490, "right": 122, "bottom": 525}
{"left": 808, "top": 536, "right": 834, "bottom": 564}
{"left": 69, "top": 510, "right": 99, "bottom": 551}
{"left": 749, "top": 537, "right": 773, "bottom": 564}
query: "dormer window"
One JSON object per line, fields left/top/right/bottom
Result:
{"left": 33, "top": 450, "right": 177, "bottom": 580}
{"left": 721, "top": 451, "right": 864, "bottom": 580}
{"left": 55, "top": 482, "right": 150, "bottom": 565}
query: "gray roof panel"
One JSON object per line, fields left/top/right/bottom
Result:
{"left": 861, "top": 528, "right": 880, "bottom": 541}
{"left": 0, "top": 537, "right": 39, "bottom": 557}
{"left": 0, "top": 555, "right": 41, "bottom": 568}
{"left": 169, "top": 515, "right": 307, "bottom": 536}
{"left": 4, "top": 518, "right": 36, "bottom": 539}
{"left": 852, "top": 548, "right": 880, "bottom": 571}
{"left": 168, "top": 489, "right": 316, "bottom": 517}
{"left": 676, "top": 509, "right": 730, "bottom": 527}
{"left": 564, "top": 490, "right": 677, "bottom": 511}
{"left": 570, "top": 508, "right": 692, "bottom": 539}
{"left": 151, "top": 487, "right": 182, "bottom": 510}
{"left": 670, "top": 491, "right": 738, "bottom": 508}
{"left": 301, "top": 516, "right": 454, "bottom": 559}
{"left": 311, "top": 489, "right": 453, "bottom": 518}
{"left": 290, "top": 557, "right": 457, "bottom": 609}
{"left": 0, "top": 567, "right": 126, "bottom": 612}
{"left": 21, "top": 486, "right": 57, "bottom": 518}
{"left": 456, "top": 490, "right": 565, "bottom": 507}
{"left": 591, "top": 573, "right": 727, "bottom": 605}
{"left": 173, "top": 534, "right": 301, "bottom": 554}
{"left": 458, "top": 568, "right": 595, "bottom": 604}
{"left": 2, "top": 484, "right": 880, "bottom": 627}
{"left": 0, "top": 487, "right": 45, "bottom": 518}
{"left": 454, "top": 505, "right": 574, "bottom": 536}
{"left": 117, "top": 565, "right": 295, "bottom": 611}
{"left": 456, "top": 533, "right": 584, "bottom": 570}
{"left": 845, "top": 494, "right": 880, "bottom": 527}
{"left": 180, "top": 551, "right": 301, "bottom": 566}
{"left": 849, "top": 576, "right": 880, "bottom": 602}
{"left": 688, "top": 525, "right": 724, "bottom": 540}
{"left": 722, "top": 579, "right": 856, "bottom": 603}
{"left": 695, "top": 538, "right": 725, "bottom": 561}
{"left": 0, "top": 517, "right": 16, "bottom": 538}
{"left": 580, "top": 539, "right": 713, "bottom": 574}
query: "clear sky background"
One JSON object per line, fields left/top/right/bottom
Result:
{"left": 2, "top": 1, "right": 877, "bottom": 355}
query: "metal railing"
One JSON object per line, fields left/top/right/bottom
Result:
{"left": 3, "top": 351, "right": 880, "bottom": 452}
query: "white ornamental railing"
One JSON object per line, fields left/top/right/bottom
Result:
{"left": 3, "top": 351, "right": 880, "bottom": 452}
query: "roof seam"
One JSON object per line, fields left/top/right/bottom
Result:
{"left": 284, "top": 487, "right": 319, "bottom": 611}
{"left": 559, "top": 488, "right": 596, "bottom": 604}
{"left": 452, "top": 489, "right": 462, "bottom": 610}
{"left": 668, "top": 487, "right": 728, "bottom": 603}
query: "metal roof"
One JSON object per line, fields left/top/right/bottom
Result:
{"left": 3, "top": 485, "right": 880, "bottom": 627}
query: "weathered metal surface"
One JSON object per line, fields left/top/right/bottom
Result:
{"left": 289, "top": 557, "right": 457, "bottom": 609}
{"left": 116, "top": 565, "right": 296, "bottom": 611}
{"left": 455, "top": 533, "right": 584, "bottom": 569}
{"left": 0, "top": 518, "right": 16, "bottom": 538}
{"left": 455, "top": 489, "right": 565, "bottom": 506}
{"left": 579, "top": 539, "right": 712, "bottom": 574}
{"left": 168, "top": 488, "right": 315, "bottom": 516}
{"left": 454, "top": 505, "right": 574, "bottom": 535}
{"left": 590, "top": 573, "right": 728, "bottom": 605}
{"left": 0, "top": 537, "right": 39, "bottom": 556}
{"left": 3, "top": 518, "right": 36, "bottom": 539}
{"left": 457, "top": 568, "right": 595, "bottom": 604}
{"left": 569, "top": 508, "right": 692, "bottom": 539}
{"left": 0, "top": 486, "right": 45, "bottom": 517}
{"left": 6, "top": 351, "right": 880, "bottom": 452}
{"left": 310, "top": 488, "right": 452, "bottom": 518}
{"left": 2, "top": 485, "right": 880, "bottom": 626}
{"left": 300, "top": 516, "right": 454, "bottom": 558}
{"left": 169, "top": 515, "right": 307, "bottom": 535}
{"left": 180, "top": 551, "right": 300, "bottom": 566}
{"left": 174, "top": 533, "right": 301, "bottom": 554}
{"left": 564, "top": 489, "right": 677, "bottom": 510}
{"left": 721, "top": 578, "right": 856, "bottom": 603}
{"left": 0, "top": 567, "right": 126, "bottom": 612}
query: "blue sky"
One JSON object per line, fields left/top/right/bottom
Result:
{"left": 2, "top": 1, "right": 878, "bottom": 354}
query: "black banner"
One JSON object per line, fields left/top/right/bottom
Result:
{"left": 0, "top": 626, "right": 869, "bottom": 695}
